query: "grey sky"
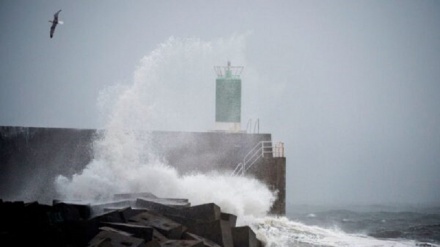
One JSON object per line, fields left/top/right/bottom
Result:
{"left": 1, "top": 0, "right": 439, "bottom": 206}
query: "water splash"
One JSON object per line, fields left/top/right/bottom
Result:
{"left": 51, "top": 34, "right": 437, "bottom": 246}
{"left": 244, "top": 216, "right": 424, "bottom": 247}
{"left": 55, "top": 34, "right": 275, "bottom": 217}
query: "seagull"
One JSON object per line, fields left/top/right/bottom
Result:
{"left": 49, "top": 9, "right": 62, "bottom": 38}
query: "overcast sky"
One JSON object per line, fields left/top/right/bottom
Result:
{"left": 1, "top": 0, "right": 439, "bottom": 207}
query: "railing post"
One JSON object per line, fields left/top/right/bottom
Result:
{"left": 273, "top": 141, "right": 285, "bottom": 157}
{"left": 242, "top": 163, "right": 245, "bottom": 176}
{"left": 280, "top": 142, "right": 284, "bottom": 157}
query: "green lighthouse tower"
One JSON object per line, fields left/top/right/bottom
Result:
{"left": 214, "top": 61, "right": 243, "bottom": 132}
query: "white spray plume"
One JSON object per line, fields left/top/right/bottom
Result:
{"left": 55, "top": 34, "right": 276, "bottom": 218}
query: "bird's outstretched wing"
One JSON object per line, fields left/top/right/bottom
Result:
{"left": 54, "top": 9, "right": 62, "bottom": 22}
{"left": 50, "top": 9, "right": 62, "bottom": 38}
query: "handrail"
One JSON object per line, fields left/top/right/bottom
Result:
{"left": 254, "top": 119, "right": 259, "bottom": 134}
{"left": 245, "top": 118, "right": 260, "bottom": 134}
{"left": 246, "top": 119, "right": 252, "bottom": 134}
{"left": 232, "top": 162, "right": 244, "bottom": 176}
{"left": 232, "top": 141, "right": 284, "bottom": 176}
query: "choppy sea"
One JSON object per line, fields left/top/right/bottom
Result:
{"left": 248, "top": 204, "right": 440, "bottom": 247}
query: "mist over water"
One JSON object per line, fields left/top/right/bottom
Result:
{"left": 55, "top": 35, "right": 275, "bottom": 218}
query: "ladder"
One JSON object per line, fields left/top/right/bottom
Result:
{"left": 232, "top": 141, "right": 284, "bottom": 176}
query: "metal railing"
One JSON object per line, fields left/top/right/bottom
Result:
{"left": 232, "top": 141, "right": 284, "bottom": 176}
{"left": 245, "top": 118, "right": 260, "bottom": 134}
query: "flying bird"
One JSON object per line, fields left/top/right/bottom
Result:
{"left": 49, "top": 9, "right": 62, "bottom": 38}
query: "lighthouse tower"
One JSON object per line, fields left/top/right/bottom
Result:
{"left": 214, "top": 61, "right": 244, "bottom": 132}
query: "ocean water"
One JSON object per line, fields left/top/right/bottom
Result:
{"left": 259, "top": 204, "right": 440, "bottom": 247}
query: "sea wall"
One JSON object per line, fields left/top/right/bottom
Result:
{"left": 0, "top": 127, "right": 95, "bottom": 204}
{"left": 0, "top": 126, "right": 285, "bottom": 215}
{"left": 248, "top": 157, "right": 286, "bottom": 215}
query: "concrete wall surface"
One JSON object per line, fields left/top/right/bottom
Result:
{"left": 0, "top": 126, "right": 95, "bottom": 203}
{"left": 247, "top": 157, "right": 286, "bottom": 215}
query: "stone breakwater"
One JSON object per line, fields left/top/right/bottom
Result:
{"left": 0, "top": 192, "right": 263, "bottom": 247}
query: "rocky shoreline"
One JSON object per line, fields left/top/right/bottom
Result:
{"left": 0, "top": 192, "right": 262, "bottom": 247}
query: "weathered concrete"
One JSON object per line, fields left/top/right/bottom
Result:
{"left": 100, "top": 222, "right": 154, "bottom": 241}
{"left": 160, "top": 239, "right": 204, "bottom": 247}
{"left": 113, "top": 192, "right": 158, "bottom": 201}
{"left": 0, "top": 126, "right": 95, "bottom": 204}
{"left": 90, "top": 200, "right": 134, "bottom": 216}
{"left": 247, "top": 157, "right": 286, "bottom": 215}
{"left": 135, "top": 197, "right": 190, "bottom": 211}
{"left": 129, "top": 211, "right": 184, "bottom": 239}
{"left": 53, "top": 201, "right": 92, "bottom": 219}
{"left": 187, "top": 219, "right": 233, "bottom": 247}
{"left": 231, "top": 226, "right": 261, "bottom": 247}
{"left": 221, "top": 213, "right": 237, "bottom": 228}
{"left": 183, "top": 232, "right": 222, "bottom": 247}
{"left": 88, "top": 230, "right": 146, "bottom": 247}
{"left": 0, "top": 197, "right": 262, "bottom": 247}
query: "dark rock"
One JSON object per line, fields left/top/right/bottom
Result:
{"left": 221, "top": 212, "right": 237, "bottom": 228}
{"left": 160, "top": 239, "right": 204, "bottom": 247}
{"left": 90, "top": 200, "right": 133, "bottom": 215}
{"left": 152, "top": 229, "right": 169, "bottom": 243}
{"left": 187, "top": 219, "right": 233, "bottom": 247}
{"left": 232, "top": 226, "right": 260, "bottom": 247}
{"left": 88, "top": 230, "right": 146, "bottom": 247}
{"left": 53, "top": 201, "right": 91, "bottom": 221}
{"left": 129, "top": 210, "right": 184, "bottom": 239}
{"left": 100, "top": 222, "right": 154, "bottom": 241}
{"left": 113, "top": 192, "right": 158, "bottom": 201}
{"left": 136, "top": 197, "right": 190, "bottom": 208}
{"left": 183, "top": 232, "right": 222, "bottom": 247}
{"left": 0, "top": 198, "right": 262, "bottom": 247}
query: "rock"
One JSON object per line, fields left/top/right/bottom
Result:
{"left": 88, "top": 230, "right": 146, "bottom": 247}
{"left": 129, "top": 210, "right": 184, "bottom": 239}
{"left": 232, "top": 226, "right": 260, "bottom": 247}
{"left": 0, "top": 197, "right": 263, "bottom": 247}
{"left": 100, "top": 222, "right": 154, "bottom": 242}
